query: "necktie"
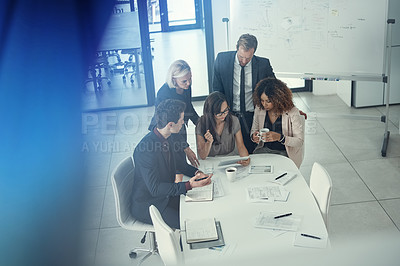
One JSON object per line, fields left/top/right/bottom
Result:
{"left": 240, "top": 66, "right": 245, "bottom": 113}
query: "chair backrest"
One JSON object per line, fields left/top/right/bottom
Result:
{"left": 111, "top": 156, "right": 135, "bottom": 229}
{"left": 149, "top": 205, "right": 183, "bottom": 266}
{"left": 309, "top": 162, "right": 333, "bottom": 229}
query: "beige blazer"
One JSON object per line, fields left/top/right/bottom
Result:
{"left": 250, "top": 106, "right": 304, "bottom": 168}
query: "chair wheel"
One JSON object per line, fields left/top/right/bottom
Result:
{"left": 107, "top": 81, "right": 111, "bottom": 85}
{"left": 122, "top": 76, "right": 126, "bottom": 83}
{"left": 129, "top": 251, "right": 137, "bottom": 259}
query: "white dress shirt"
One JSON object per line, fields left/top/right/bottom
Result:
{"left": 233, "top": 53, "right": 254, "bottom": 112}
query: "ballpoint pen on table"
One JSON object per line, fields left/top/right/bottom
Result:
{"left": 301, "top": 233, "right": 321, "bottom": 240}
{"left": 274, "top": 212, "right": 292, "bottom": 219}
{"left": 275, "top": 172, "right": 287, "bottom": 180}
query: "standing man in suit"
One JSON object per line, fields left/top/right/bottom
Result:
{"left": 213, "top": 34, "right": 276, "bottom": 153}
{"left": 131, "top": 99, "right": 211, "bottom": 229}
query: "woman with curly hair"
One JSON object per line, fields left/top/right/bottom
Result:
{"left": 196, "top": 92, "right": 250, "bottom": 166}
{"left": 250, "top": 78, "right": 304, "bottom": 168}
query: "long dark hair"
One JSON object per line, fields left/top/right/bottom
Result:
{"left": 198, "top": 92, "right": 232, "bottom": 145}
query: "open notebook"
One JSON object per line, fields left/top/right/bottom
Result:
{"left": 185, "top": 183, "right": 214, "bottom": 202}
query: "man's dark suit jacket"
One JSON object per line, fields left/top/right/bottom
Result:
{"left": 213, "top": 51, "right": 276, "bottom": 108}
{"left": 131, "top": 130, "right": 197, "bottom": 225}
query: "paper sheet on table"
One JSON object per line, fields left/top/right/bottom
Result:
{"left": 212, "top": 178, "right": 225, "bottom": 198}
{"left": 246, "top": 184, "right": 289, "bottom": 202}
{"left": 293, "top": 232, "right": 328, "bottom": 249}
{"left": 254, "top": 211, "right": 302, "bottom": 231}
{"left": 273, "top": 172, "right": 297, "bottom": 186}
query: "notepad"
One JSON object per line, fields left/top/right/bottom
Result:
{"left": 273, "top": 172, "right": 297, "bottom": 186}
{"left": 185, "top": 218, "right": 218, "bottom": 243}
{"left": 185, "top": 183, "right": 214, "bottom": 202}
{"left": 293, "top": 232, "right": 328, "bottom": 249}
{"left": 189, "top": 221, "right": 225, "bottom": 249}
{"left": 254, "top": 211, "right": 302, "bottom": 231}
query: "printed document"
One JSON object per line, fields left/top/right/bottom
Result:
{"left": 254, "top": 211, "right": 302, "bottom": 231}
{"left": 246, "top": 184, "right": 289, "bottom": 202}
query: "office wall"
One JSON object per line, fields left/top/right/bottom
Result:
{"left": 212, "top": 0, "right": 230, "bottom": 56}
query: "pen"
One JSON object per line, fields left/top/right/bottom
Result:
{"left": 301, "top": 233, "right": 321, "bottom": 240}
{"left": 274, "top": 212, "right": 292, "bottom": 219}
{"left": 275, "top": 172, "right": 287, "bottom": 180}
{"left": 195, "top": 176, "right": 209, "bottom": 181}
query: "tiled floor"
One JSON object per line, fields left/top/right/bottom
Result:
{"left": 80, "top": 93, "right": 400, "bottom": 265}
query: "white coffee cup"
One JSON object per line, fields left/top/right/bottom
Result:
{"left": 257, "top": 128, "right": 270, "bottom": 142}
{"left": 225, "top": 167, "right": 237, "bottom": 182}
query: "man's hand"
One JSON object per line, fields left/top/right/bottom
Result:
{"left": 189, "top": 172, "right": 212, "bottom": 188}
{"left": 184, "top": 147, "right": 200, "bottom": 167}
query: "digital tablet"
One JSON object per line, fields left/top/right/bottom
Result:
{"left": 217, "top": 156, "right": 249, "bottom": 167}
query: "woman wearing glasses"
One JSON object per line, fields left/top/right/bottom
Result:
{"left": 196, "top": 92, "right": 250, "bottom": 165}
{"left": 148, "top": 60, "right": 200, "bottom": 172}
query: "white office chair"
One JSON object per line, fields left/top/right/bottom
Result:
{"left": 149, "top": 205, "right": 184, "bottom": 266}
{"left": 111, "top": 156, "right": 158, "bottom": 265}
{"left": 309, "top": 162, "right": 333, "bottom": 229}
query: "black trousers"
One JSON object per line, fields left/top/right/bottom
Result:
{"left": 232, "top": 111, "right": 257, "bottom": 154}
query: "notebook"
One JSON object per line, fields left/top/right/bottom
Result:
{"left": 185, "top": 183, "right": 214, "bottom": 202}
{"left": 189, "top": 221, "right": 225, "bottom": 249}
{"left": 185, "top": 218, "right": 218, "bottom": 244}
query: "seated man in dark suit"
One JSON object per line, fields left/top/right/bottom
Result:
{"left": 131, "top": 99, "right": 211, "bottom": 229}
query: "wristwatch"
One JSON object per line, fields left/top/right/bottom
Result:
{"left": 279, "top": 134, "right": 286, "bottom": 144}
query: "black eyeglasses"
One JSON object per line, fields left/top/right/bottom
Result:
{"left": 215, "top": 107, "right": 230, "bottom": 117}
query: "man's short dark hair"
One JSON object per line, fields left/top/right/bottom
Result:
{"left": 236, "top": 33, "right": 258, "bottom": 52}
{"left": 155, "top": 99, "right": 186, "bottom": 129}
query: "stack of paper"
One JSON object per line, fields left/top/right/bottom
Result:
{"left": 246, "top": 184, "right": 290, "bottom": 202}
{"left": 185, "top": 218, "right": 218, "bottom": 243}
{"left": 185, "top": 183, "right": 214, "bottom": 202}
{"left": 254, "top": 211, "right": 302, "bottom": 231}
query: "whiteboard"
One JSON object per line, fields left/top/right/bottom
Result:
{"left": 230, "top": 0, "right": 389, "bottom": 77}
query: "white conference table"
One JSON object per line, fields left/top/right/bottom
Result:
{"left": 180, "top": 154, "right": 329, "bottom": 265}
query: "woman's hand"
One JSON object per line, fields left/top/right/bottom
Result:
{"left": 237, "top": 157, "right": 250, "bottom": 166}
{"left": 184, "top": 147, "right": 200, "bottom": 167}
{"left": 204, "top": 129, "right": 214, "bottom": 144}
{"left": 264, "top": 131, "right": 282, "bottom": 142}
{"left": 252, "top": 131, "right": 260, "bottom": 143}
